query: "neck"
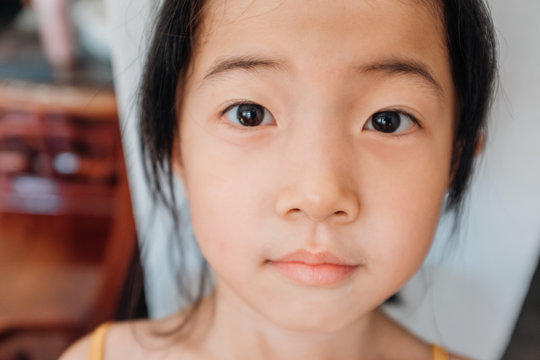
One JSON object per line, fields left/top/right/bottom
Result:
{"left": 199, "top": 284, "right": 385, "bottom": 360}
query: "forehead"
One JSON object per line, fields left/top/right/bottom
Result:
{"left": 189, "top": 0, "right": 451, "bottom": 98}
{"left": 198, "top": 0, "right": 445, "bottom": 56}
{"left": 202, "top": 0, "right": 443, "bottom": 31}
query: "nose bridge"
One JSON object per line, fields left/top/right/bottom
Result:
{"left": 292, "top": 82, "right": 349, "bottom": 165}
{"left": 275, "top": 102, "right": 360, "bottom": 223}
{"left": 297, "top": 115, "right": 345, "bottom": 179}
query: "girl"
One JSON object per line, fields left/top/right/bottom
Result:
{"left": 62, "top": 0, "right": 497, "bottom": 359}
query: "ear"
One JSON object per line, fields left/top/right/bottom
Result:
{"left": 171, "top": 138, "right": 188, "bottom": 193}
{"left": 447, "top": 134, "right": 485, "bottom": 187}
{"left": 475, "top": 133, "right": 485, "bottom": 156}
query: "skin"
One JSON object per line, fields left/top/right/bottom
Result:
{"left": 61, "top": 0, "right": 469, "bottom": 359}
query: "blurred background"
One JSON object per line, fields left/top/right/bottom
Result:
{"left": 0, "top": 0, "right": 539, "bottom": 359}
{"left": 0, "top": 1, "right": 139, "bottom": 359}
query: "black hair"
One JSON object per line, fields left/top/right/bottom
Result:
{"left": 138, "top": 0, "right": 497, "bottom": 335}
{"left": 138, "top": 0, "right": 209, "bottom": 336}
{"left": 442, "top": 0, "right": 497, "bottom": 211}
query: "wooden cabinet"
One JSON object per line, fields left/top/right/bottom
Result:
{"left": 0, "top": 81, "right": 120, "bottom": 216}
{"left": 0, "top": 83, "right": 138, "bottom": 359}
{"left": 0, "top": 13, "right": 140, "bottom": 358}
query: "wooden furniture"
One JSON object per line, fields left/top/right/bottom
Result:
{"left": 0, "top": 80, "right": 137, "bottom": 360}
{"left": 0, "top": 81, "right": 119, "bottom": 216}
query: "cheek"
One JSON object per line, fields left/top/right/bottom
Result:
{"left": 179, "top": 125, "right": 269, "bottom": 271}
{"left": 358, "top": 136, "right": 452, "bottom": 284}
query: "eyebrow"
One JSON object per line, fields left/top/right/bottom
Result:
{"left": 203, "top": 55, "right": 287, "bottom": 81}
{"left": 359, "top": 59, "right": 444, "bottom": 96}
{"left": 202, "top": 55, "right": 443, "bottom": 96}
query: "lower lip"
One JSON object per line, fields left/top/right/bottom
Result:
{"left": 269, "top": 261, "right": 359, "bottom": 286}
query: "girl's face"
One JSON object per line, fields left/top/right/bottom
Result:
{"left": 176, "top": 0, "right": 455, "bottom": 331}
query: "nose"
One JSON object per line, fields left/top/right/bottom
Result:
{"left": 274, "top": 123, "right": 360, "bottom": 224}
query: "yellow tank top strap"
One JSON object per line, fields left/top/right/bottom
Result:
{"left": 89, "top": 322, "right": 113, "bottom": 360}
{"left": 432, "top": 344, "right": 450, "bottom": 360}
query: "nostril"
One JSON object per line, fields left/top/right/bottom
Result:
{"left": 287, "top": 208, "right": 301, "bottom": 215}
{"left": 275, "top": 188, "right": 359, "bottom": 222}
{"left": 285, "top": 208, "right": 349, "bottom": 221}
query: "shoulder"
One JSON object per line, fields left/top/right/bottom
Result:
{"left": 59, "top": 312, "right": 198, "bottom": 360}
{"left": 58, "top": 319, "right": 159, "bottom": 360}
{"left": 436, "top": 343, "right": 472, "bottom": 360}
{"left": 59, "top": 332, "right": 92, "bottom": 360}
{"left": 449, "top": 354, "right": 471, "bottom": 360}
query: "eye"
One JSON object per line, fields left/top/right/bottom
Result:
{"left": 364, "top": 111, "right": 418, "bottom": 134}
{"left": 223, "top": 103, "right": 275, "bottom": 127}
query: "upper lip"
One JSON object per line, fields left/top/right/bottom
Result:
{"left": 271, "top": 249, "right": 356, "bottom": 266}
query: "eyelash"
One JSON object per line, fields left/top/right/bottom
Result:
{"left": 220, "top": 101, "right": 421, "bottom": 134}
{"left": 366, "top": 108, "right": 422, "bottom": 133}
{"left": 221, "top": 101, "right": 265, "bottom": 117}
{"left": 220, "top": 101, "right": 275, "bottom": 129}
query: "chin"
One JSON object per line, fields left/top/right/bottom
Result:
{"left": 261, "top": 300, "right": 367, "bottom": 334}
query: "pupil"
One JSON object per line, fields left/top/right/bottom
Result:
{"left": 237, "top": 104, "right": 264, "bottom": 127}
{"left": 372, "top": 112, "right": 400, "bottom": 133}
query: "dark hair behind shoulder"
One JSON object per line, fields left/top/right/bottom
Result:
{"left": 137, "top": 0, "right": 497, "bottom": 329}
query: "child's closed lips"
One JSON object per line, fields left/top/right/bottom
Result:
{"left": 267, "top": 249, "right": 361, "bottom": 286}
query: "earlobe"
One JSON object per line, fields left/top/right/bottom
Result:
{"left": 475, "top": 134, "right": 485, "bottom": 156}
{"left": 447, "top": 134, "right": 485, "bottom": 187}
{"left": 172, "top": 157, "right": 185, "bottom": 182}
{"left": 171, "top": 140, "right": 188, "bottom": 192}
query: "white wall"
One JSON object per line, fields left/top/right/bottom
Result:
{"left": 104, "top": 1, "right": 540, "bottom": 359}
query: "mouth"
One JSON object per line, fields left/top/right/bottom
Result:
{"left": 267, "top": 249, "right": 360, "bottom": 286}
